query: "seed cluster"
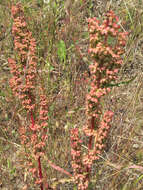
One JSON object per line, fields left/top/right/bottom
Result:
{"left": 8, "top": 3, "right": 49, "bottom": 189}
{"left": 71, "top": 11, "right": 128, "bottom": 190}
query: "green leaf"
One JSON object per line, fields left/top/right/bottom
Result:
{"left": 7, "top": 159, "right": 11, "bottom": 169}
{"left": 73, "top": 185, "right": 78, "bottom": 190}
{"left": 133, "top": 174, "right": 143, "bottom": 187}
{"left": 10, "top": 167, "right": 16, "bottom": 175}
{"left": 57, "top": 40, "right": 67, "bottom": 63}
{"left": 45, "top": 60, "right": 54, "bottom": 72}
{"left": 0, "top": 90, "right": 5, "bottom": 97}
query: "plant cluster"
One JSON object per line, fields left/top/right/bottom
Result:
{"left": 71, "top": 10, "right": 128, "bottom": 189}
{"left": 8, "top": 2, "right": 128, "bottom": 189}
{"left": 8, "top": 3, "right": 49, "bottom": 189}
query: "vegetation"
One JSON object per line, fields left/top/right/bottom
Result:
{"left": 0, "top": 0, "right": 143, "bottom": 189}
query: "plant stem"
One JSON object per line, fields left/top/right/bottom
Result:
{"left": 38, "top": 156, "right": 44, "bottom": 190}
{"left": 88, "top": 116, "right": 95, "bottom": 150}
{"left": 31, "top": 112, "right": 44, "bottom": 189}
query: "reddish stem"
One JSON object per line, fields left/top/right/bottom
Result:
{"left": 30, "top": 111, "right": 35, "bottom": 127}
{"left": 38, "top": 156, "right": 44, "bottom": 190}
{"left": 88, "top": 117, "right": 95, "bottom": 150}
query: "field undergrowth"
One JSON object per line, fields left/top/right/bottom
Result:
{"left": 0, "top": 0, "right": 143, "bottom": 189}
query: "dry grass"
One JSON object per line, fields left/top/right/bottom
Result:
{"left": 0, "top": 0, "right": 143, "bottom": 189}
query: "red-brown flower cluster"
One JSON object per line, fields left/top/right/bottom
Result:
{"left": 70, "top": 128, "right": 88, "bottom": 190}
{"left": 71, "top": 11, "right": 128, "bottom": 189}
{"left": 83, "top": 10, "right": 128, "bottom": 169}
{"left": 8, "top": 3, "right": 49, "bottom": 189}
{"left": 27, "top": 88, "right": 49, "bottom": 187}
{"left": 9, "top": 2, "right": 37, "bottom": 112}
